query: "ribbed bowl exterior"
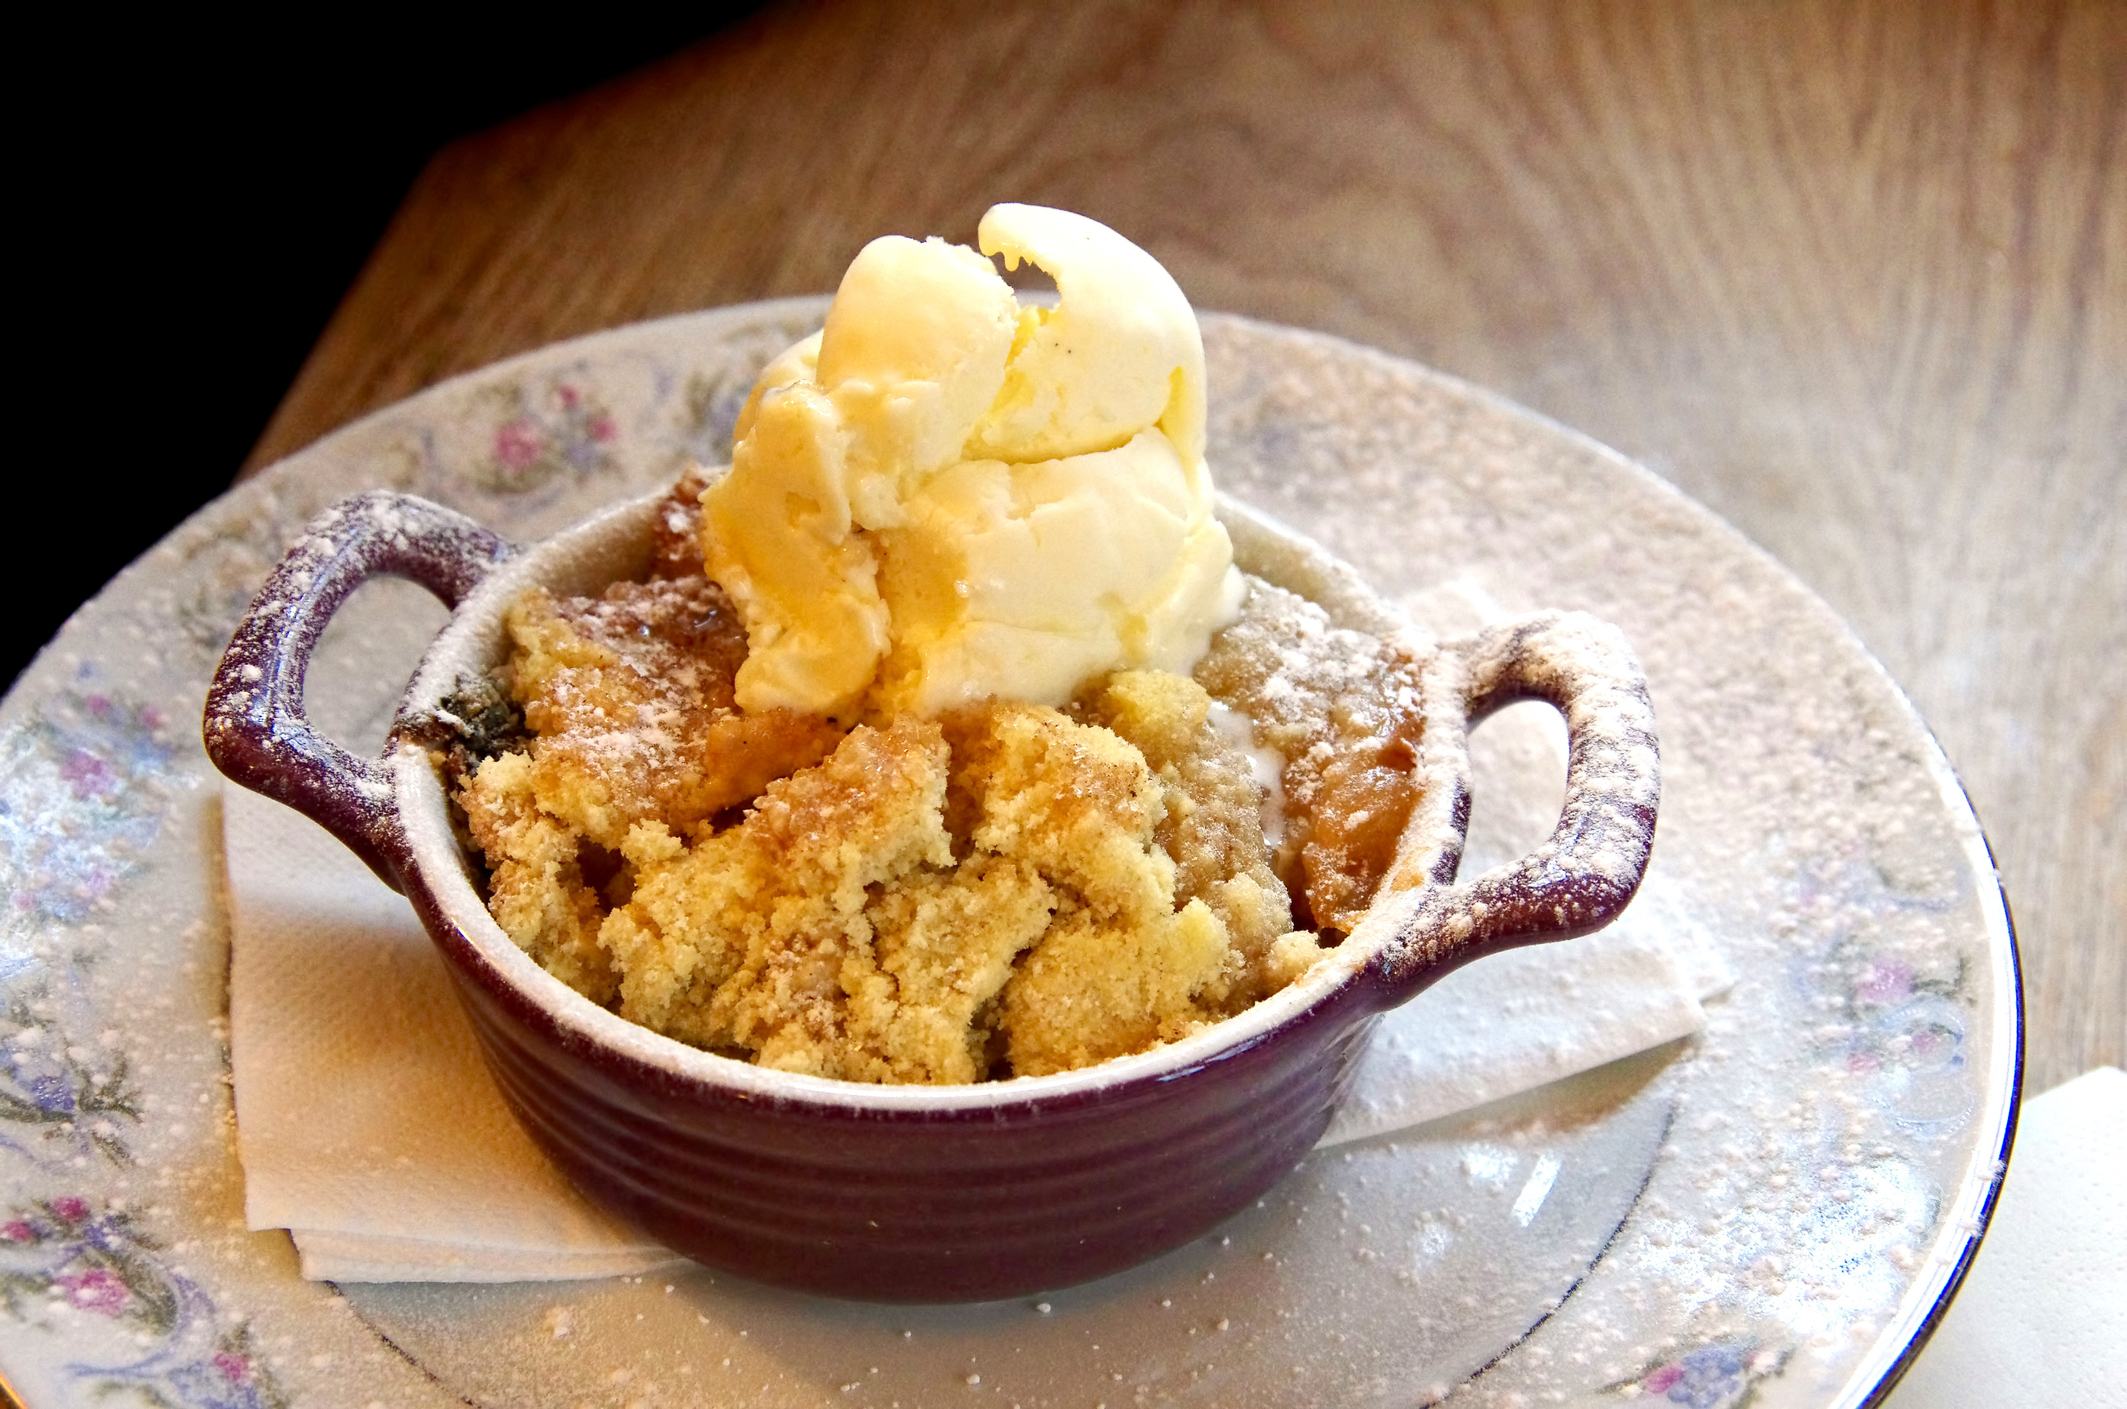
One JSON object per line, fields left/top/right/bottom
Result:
{"left": 422, "top": 888, "right": 1382, "bottom": 1301}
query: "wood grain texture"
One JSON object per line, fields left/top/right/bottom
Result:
{"left": 246, "top": 0, "right": 2124, "bottom": 1093}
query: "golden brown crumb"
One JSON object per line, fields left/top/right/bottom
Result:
{"left": 1193, "top": 579, "right": 1427, "bottom": 936}
{"left": 600, "top": 718, "right": 962, "bottom": 1075}
{"left": 596, "top": 703, "right": 1238, "bottom": 1082}
{"left": 946, "top": 702, "right": 1231, "bottom": 1076}
{"left": 504, "top": 576, "right": 842, "bottom": 849}
{"left": 456, "top": 573, "right": 842, "bottom": 999}
{"left": 458, "top": 750, "right": 620, "bottom": 1004}
{"left": 865, "top": 856, "right": 1054, "bottom": 1080}
{"left": 1073, "top": 670, "right": 1299, "bottom": 1008}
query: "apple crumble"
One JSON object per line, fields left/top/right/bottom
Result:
{"left": 419, "top": 474, "right": 1430, "bottom": 1083}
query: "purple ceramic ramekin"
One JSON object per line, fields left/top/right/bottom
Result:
{"left": 203, "top": 486, "right": 1659, "bottom": 1303}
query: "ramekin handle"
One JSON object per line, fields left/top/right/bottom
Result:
{"left": 1371, "top": 610, "right": 1661, "bottom": 994}
{"left": 203, "top": 491, "right": 514, "bottom": 891}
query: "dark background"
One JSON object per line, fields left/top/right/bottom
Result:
{"left": 14, "top": 13, "right": 761, "bottom": 693}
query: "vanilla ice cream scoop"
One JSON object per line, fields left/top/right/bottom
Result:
{"left": 703, "top": 203, "right": 1243, "bottom": 719}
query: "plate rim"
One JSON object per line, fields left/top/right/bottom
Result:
{"left": 0, "top": 298, "right": 2026, "bottom": 1408}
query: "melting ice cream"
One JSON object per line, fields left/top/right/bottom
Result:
{"left": 702, "top": 203, "right": 1243, "bottom": 720}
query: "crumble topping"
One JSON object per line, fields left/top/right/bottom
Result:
{"left": 425, "top": 476, "right": 1429, "bottom": 1083}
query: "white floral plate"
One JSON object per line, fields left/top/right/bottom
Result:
{"left": 0, "top": 301, "right": 2018, "bottom": 1409}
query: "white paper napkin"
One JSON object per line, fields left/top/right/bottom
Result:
{"left": 1883, "top": 1066, "right": 2126, "bottom": 1408}
{"left": 1319, "top": 875, "right": 1727, "bottom": 1145}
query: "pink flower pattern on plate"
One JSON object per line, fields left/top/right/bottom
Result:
{"left": 58, "top": 1266, "right": 129, "bottom": 1315}
{"left": 469, "top": 376, "right": 621, "bottom": 495}
{"left": 0, "top": 1195, "right": 289, "bottom": 1407}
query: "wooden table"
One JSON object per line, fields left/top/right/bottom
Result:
{"left": 242, "top": 0, "right": 2122, "bottom": 1095}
